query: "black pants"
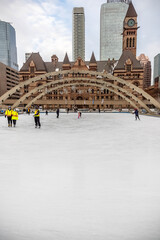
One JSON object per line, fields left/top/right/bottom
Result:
{"left": 13, "top": 120, "right": 17, "bottom": 127}
{"left": 35, "top": 117, "right": 41, "bottom": 127}
{"left": 135, "top": 115, "right": 140, "bottom": 120}
{"left": 7, "top": 117, "right": 12, "bottom": 127}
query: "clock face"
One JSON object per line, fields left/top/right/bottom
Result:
{"left": 127, "top": 19, "right": 135, "bottom": 27}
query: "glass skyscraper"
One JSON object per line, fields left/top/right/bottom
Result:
{"left": 72, "top": 7, "right": 85, "bottom": 61}
{"left": 100, "top": 0, "right": 130, "bottom": 61}
{"left": 153, "top": 54, "right": 160, "bottom": 84}
{"left": 0, "top": 20, "right": 18, "bottom": 70}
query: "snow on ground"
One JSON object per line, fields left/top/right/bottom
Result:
{"left": 0, "top": 112, "right": 160, "bottom": 240}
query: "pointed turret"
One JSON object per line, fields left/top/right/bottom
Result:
{"left": 62, "top": 53, "right": 71, "bottom": 70}
{"left": 89, "top": 52, "right": 97, "bottom": 71}
{"left": 126, "top": 2, "right": 137, "bottom": 18}
{"left": 90, "top": 52, "right": 96, "bottom": 64}
{"left": 63, "top": 53, "right": 70, "bottom": 64}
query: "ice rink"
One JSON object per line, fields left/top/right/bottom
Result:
{"left": 0, "top": 112, "right": 160, "bottom": 240}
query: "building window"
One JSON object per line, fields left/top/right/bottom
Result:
{"left": 126, "top": 64, "right": 131, "bottom": 72}
{"left": 30, "top": 67, "right": 34, "bottom": 73}
{"left": 130, "top": 38, "right": 132, "bottom": 48}
{"left": 23, "top": 76, "right": 29, "bottom": 80}
{"left": 24, "top": 85, "right": 28, "bottom": 93}
{"left": 127, "top": 38, "right": 129, "bottom": 48}
{"left": 133, "top": 38, "right": 135, "bottom": 48}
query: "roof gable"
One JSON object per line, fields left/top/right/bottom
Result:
{"left": 71, "top": 57, "right": 88, "bottom": 70}
{"left": 20, "top": 53, "right": 46, "bottom": 72}
{"left": 114, "top": 50, "right": 142, "bottom": 70}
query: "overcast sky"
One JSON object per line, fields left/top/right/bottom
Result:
{"left": 0, "top": 0, "right": 160, "bottom": 76}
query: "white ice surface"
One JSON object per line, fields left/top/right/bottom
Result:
{"left": 0, "top": 113, "right": 160, "bottom": 240}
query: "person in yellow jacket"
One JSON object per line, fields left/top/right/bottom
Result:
{"left": 5, "top": 106, "right": 13, "bottom": 127}
{"left": 12, "top": 109, "right": 18, "bottom": 127}
{"left": 34, "top": 106, "right": 41, "bottom": 128}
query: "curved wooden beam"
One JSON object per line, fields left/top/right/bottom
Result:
{"left": 12, "top": 77, "right": 151, "bottom": 113}
{"left": 25, "top": 82, "right": 139, "bottom": 110}
{"left": 0, "top": 69, "right": 159, "bottom": 112}
{"left": 0, "top": 70, "right": 71, "bottom": 104}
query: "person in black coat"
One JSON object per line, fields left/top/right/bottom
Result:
{"left": 134, "top": 109, "right": 140, "bottom": 120}
{"left": 56, "top": 108, "right": 59, "bottom": 118}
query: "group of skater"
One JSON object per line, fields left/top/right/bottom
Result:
{"left": 5, "top": 107, "right": 19, "bottom": 127}
{"left": 4, "top": 106, "right": 140, "bottom": 128}
{"left": 4, "top": 106, "right": 42, "bottom": 128}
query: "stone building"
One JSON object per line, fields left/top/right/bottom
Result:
{"left": 113, "top": 50, "right": 144, "bottom": 89}
{"left": 145, "top": 84, "right": 160, "bottom": 104}
{"left": 19, "top": 52, "right": 117, "bottom": 109}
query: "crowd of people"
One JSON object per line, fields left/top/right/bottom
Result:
{"left": 3, "top": 106, "right": 140, "bottom": 128}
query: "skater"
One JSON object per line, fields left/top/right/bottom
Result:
{"left": 56, "top": 108, "right": 59, "bottom": 118}
{"left": 12, "top": 109, "right": 18, "bottom": 127}
{"left": 134, "top": 109, "right": 140, "bottom": 120}
{"left": 27, "top": 108, "right": 30, "bottom": 114}
{"left": 46, "top": 110, "right": 48, "bottom": 115}
{"left": 67, "top": 108, "right": 69, "bottom": 114}
{"left": 5, "top": 106, "right": 13, "bottom": 127}
{"left": 78, "top": 111, "right": 81, "bottom": 119}
{"left": 34, "top": 107, "right": 41, "bottom": 128}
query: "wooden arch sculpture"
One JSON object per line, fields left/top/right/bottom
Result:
{"left": 0, "top": 69, "right": 160, "bottom": 114}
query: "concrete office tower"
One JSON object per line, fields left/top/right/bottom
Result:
{"left": 72, "top": 7, "right": 85, "bottom": 61}
{"left": 0, "top": 62, "right": 19, "bottom": 97}
{"left": 0, "top": 20, "right": 18, "bottom": 70}
{"left": 153, "top": 53, "right": 160, "bottom": 85}
{"left": 100, "top": 0, "right": 130, "bottom": 61}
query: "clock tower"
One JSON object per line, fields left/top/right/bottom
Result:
{"left": 123, "top": 2, "right": 138, "bottom": 56}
